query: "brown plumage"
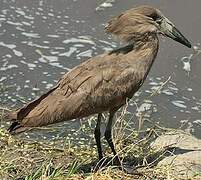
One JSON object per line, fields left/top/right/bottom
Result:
{"left": 8, "top": 5, "right": 191, "bottom": 164}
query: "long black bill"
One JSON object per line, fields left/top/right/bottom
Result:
{"left": 161, "top": 18, "right": 192, "bottom": 48}
{"left": 166, "top": 26, "right": 192, "bottom": 48}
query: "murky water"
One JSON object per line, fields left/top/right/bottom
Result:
{"left": 0, "top": 0, "right": 201, "bottom": 143}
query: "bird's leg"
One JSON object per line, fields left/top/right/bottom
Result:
{"left": 104, "top": 110, "right": 121, "bottom": 165}
{"left": 94, "top": 113, "right": 103, "bottom": 160}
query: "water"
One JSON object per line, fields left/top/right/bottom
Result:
{"left": 0, "top": 0, "right": 201, "bottom": 142}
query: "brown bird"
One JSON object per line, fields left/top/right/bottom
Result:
{"left": 8, "top": 5, "right": 191, "bottom": 165}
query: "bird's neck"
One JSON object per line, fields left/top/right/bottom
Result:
{"left": 132, "top": 32, "right": 159, "bottom": 52}
{"left": 128, "top": 33, "right": 159, "bottom": 80}
{"left": 130, "top": 33, "right": 159, "bottom": 64}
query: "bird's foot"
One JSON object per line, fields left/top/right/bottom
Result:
{"left": 93, "top": 156, "right": 142, "bottom": 176}
{"left": 93, "top": 156, "right": 121, "bottom": 171}
{"left": 93, "top": 157, "right": 109, "bottom": 171}
{"left": 112, "top": 156, "right": 120, "bottom": 166}
{"left": 119, "top": 164, "right": 143, "bottom": 175}
{"left": 113, "top": 157, "right": 143, "bottom": 176}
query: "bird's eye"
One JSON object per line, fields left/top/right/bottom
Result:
{"left": 148, "top": 12, "right": 161, "bottom": 23}
{"left": 155, "top": 18, "right": 162, "bottom": 24}
{"left": 149, "top": 13, "right": 158, "bottom": 20}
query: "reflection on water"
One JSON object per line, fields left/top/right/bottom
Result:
{"left": 0, "top": 0, "right": 201, "bottom": 142}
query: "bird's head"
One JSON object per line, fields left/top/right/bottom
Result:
{"left": 106, "top": 5, "right": 191, "bottom": 48}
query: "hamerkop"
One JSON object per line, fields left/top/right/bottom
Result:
{"left": 8, "top": 5, "right": 191, "bottom": 165}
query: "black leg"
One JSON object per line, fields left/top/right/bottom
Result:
{"left": 104, "top": 110, "right": 121, "bottom": 165}
{"left": 94, "top": 113, "right": 103, "bottom": 160}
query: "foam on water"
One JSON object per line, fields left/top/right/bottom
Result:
{"left": 96, "top": 0, "right": 116, "bottom": 11}
{"left": 172, "top": 100, "right": 187, "bottom": 109}
{"left": 59, "top": 47, "right": 77, "bottom": 57}
{"left": 76, "top": 49, "right": 93, "bottom": 58}
{"left": 63, "top": 37, "right": 96, "bottom": 45}
{"left": 22, "top": 32, "right": 40, "bottom": 38}
{"left": 0, "top": 42, "right": 16, "bottom": 49}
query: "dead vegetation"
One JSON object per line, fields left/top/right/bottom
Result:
{"left": 1, "top": 106, "right": 197, "bottom": 180}
{"left": 0, "top": 127, "right": 165, "bottom": 180}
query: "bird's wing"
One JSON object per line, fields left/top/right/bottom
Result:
{"left": 8, "top": 52, "right": 143, "bottom": 133}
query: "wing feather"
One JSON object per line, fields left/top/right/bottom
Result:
{"left": 8, "top": 52, "right": 143, "bottom": 133}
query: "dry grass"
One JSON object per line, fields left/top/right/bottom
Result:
{"left": 0, "top": 108, "right": 182, "bottom": 180}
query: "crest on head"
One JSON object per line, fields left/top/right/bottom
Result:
{"left": 105, "top": 5, "right": 191, "bottom": 48}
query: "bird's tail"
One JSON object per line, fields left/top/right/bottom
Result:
{"left": 7, "top": 122, "right": 21, "bottom": 133}
{"left": 7, "top": 85, "right": 59, "bottom": 134}
{"left": 6, "top": 109, "right": 32, "bottom": 134}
